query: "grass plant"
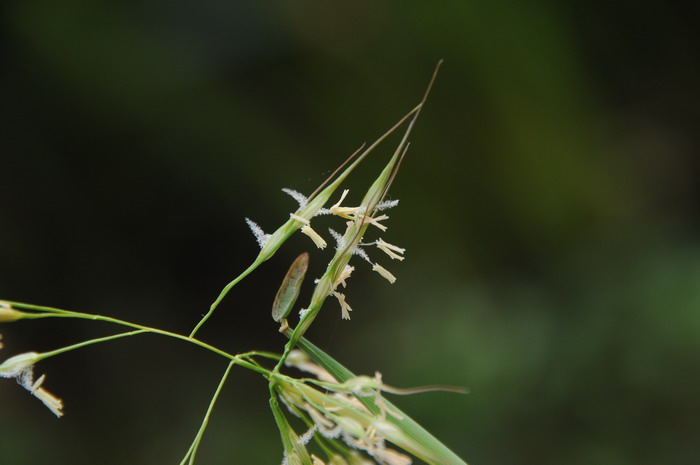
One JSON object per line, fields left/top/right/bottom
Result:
{"left": 0, "top": 61, "right": 469, "bottom": 465}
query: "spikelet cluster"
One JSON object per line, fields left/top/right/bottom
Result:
{"left": 271, "top": 351, "right": 416, "bottom": 465}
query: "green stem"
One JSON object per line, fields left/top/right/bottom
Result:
{"left": 191, "top": 260, "right": 262, "bottom": 338}
{"left": 180, "top": 361, "right": 236, "bottom": 465}
{"left": 7, "top": 301, "right": 270, "bottom": 377}
{"left": 237, "top": 350, "right": 282, "bottom": 361}
{"left": 37, "top": 330, "right": 148, "bottom": 361}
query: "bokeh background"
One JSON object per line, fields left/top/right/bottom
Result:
{"left": 1, "top": 1, "right": 699, "bottom": 464}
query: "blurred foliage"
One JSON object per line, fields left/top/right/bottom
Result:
{"left": 1, "top": 1, "right": 699, "bottom": 464}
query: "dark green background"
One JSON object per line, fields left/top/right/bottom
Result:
{"left": 1, "top": 1, "right": 699, "bottom": 464}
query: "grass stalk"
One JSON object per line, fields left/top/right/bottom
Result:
{"left": 180, "top": 361, "right": 236, "bottom": 465}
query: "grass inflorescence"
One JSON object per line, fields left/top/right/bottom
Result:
{"left": 0, "top": 61, "right": 469, "bottom": 465}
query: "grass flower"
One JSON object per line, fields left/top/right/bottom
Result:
{"left": 0, "top": 351, "right": 64, "bottom": 417}
{"left": 0, "top": 351, "right": 41, "bottom": 378}
{"left": 1, "top": 61, "right": 468, "bottom": 465}
{"left": 276, "top": 63, "right": 445, "bottom": 372}
{"left": 202, "top": 106, "right": 422, "bottom": 326}
{"left": 273, "top": 377, "right": 418, "bottom": 465}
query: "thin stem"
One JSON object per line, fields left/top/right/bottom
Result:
{"left": 37, "top": 330, "right": 148, "bottom": 361}
{"left": 7, "top": 301, "right": 270, "bottom": 377}
{"left": 306, "top": 143, "right": 366, "bottom": 202}
{"left": 237, "top": 350, "right": 282, "bottom": 361}
{"left": 192, "top": 259, "right": 261, "bottom": 338}
{"left": 180, "top": 361, "right": 236, "bottom": 465}
{"left": 15, "top": 312, "right": 59, "bottom": 320}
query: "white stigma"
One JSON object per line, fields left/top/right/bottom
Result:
{"left": 245, "top": 218, "right": 270, "bottom": 249}
{"left": 282, "top": 188, "right": 309, "bottom": 208}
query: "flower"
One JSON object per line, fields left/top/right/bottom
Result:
{"left": 274, "top": 376, "right": 417, "bottom": 465}
{"left": 0, "top": 351, "right": 63, "bottom": 417}
{"left": 0, "top": 351, "right": 41, "bottom": 379}
{"left": 281, "top": 104, "right": 419, "bottom": 346}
